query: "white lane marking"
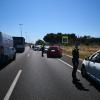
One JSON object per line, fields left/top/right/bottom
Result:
{"left": 63, "top": 54, "right": 83, "bottom": 61}
{"left": 59, "top": 59, "right": 100, "bottom": 83}
{"left": 4, "top": 70, "right": 22, "bottom": 100}
{"left": 58, "top": 59, "right": 81, "bottom": 73}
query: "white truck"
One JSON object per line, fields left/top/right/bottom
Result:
{"left": 0, "top": 32, "right": 16, "bottom": 65}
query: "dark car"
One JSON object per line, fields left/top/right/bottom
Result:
{"left": 47, "top": 46, "right": 62, "bottom": 58}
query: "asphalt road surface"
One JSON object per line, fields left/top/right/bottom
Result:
{"left": 0, "top": 46, "right": 100, "bottom": 100}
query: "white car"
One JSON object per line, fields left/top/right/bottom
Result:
{"left": 34, "top": 45, "right": 41, "bottom": 51}
{"left": 44, "top": 45, "right": 50, "bottom": 53}
{"left": 81, "top": 50, "right": 100, "bottom": 84}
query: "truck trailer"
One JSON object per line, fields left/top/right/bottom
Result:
{"left": 0, "top": 32, "right": 16, "bottom": 65}
{"left": 13, "top": 37, "right": 25, "bottom": 53}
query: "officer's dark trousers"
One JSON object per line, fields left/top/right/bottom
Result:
{"left": 72, "top": 58, "right": 79, "bottom": 79}
{"left": 42, "top": 51, "right": 44, "bottom": 57}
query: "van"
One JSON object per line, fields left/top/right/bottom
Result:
{"left": 0, "top": 32, "right": 16, "bottom": 65}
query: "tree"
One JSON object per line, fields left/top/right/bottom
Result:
{"left": 43, "top": 33, "right": 77, "bottom": 45}
{"left": 35, "top": 39, "right": 45, "bottom": 45}
{"left": 43, "top": 33, "right": 57, "bottom": 44}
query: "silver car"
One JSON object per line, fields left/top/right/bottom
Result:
{"left": 81, "top": 50, "right": 100, "bottom": 84}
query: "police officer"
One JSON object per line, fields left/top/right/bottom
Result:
{"left": 72, "top": 44, "right": 80, "bottom": 81}
{"left": 41, "top": 44, "right": 45, "bottom": 57}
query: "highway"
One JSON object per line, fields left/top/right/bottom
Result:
{"left": 0, "top": 46, "right": 100, "bottom": 100}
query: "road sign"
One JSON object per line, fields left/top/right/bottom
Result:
{"left": 62, "top": 36, "right": 68, "bottom": 43}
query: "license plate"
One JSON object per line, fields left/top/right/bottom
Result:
{"left": 51, "top": 50, "right": 55, "bottom": 52}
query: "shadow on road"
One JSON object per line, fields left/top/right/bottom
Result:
{"left": 72, "top": 80, "right": 89, "bottom": 91}
{"left": 0, "top": 61, "right": 12, "bottom": 71}
{"left": 0, "top": 65, "right": 5, "bottom": 71}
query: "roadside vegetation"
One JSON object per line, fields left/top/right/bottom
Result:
{"left": 35, "top": 33, "right": 100, "bottom": 59}
{"left": 62, "top": 45, "right": 100, "bottom": 59}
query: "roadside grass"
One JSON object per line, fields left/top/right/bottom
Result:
{"left": 62, "top": 45, "right": 100, "bottom": 59}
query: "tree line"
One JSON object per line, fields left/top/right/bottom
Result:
{"left": 35, "top": 33, "right": 100, "bottom": 45}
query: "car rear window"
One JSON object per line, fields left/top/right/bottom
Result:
{"left": 49, "top": 47, "right": 58, "bottom": 50}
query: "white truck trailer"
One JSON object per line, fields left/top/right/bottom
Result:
{"left": 0, "top": 32, "right": 16, "bottom": 65}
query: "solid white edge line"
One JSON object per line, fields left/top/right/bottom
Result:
{"left": 3, "top": 70, "right": 22, "bottom": 100}
{"left": 63, "top": 54, "right": 83, "bottom": 61}
{"left": 58, "top": 59, "right": 81, "bottom": 73}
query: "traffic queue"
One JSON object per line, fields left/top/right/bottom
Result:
{"left": 33, "top": 44, "right": 100, "bottom": 85}
{"left": 0, "top": 32, "right": 25, "bottom": 66}
{"left": 33, "top": 44, "right": 62, "bottom": 58}
{"left": 0, "top": 31, "right": 100, "bottom": 85}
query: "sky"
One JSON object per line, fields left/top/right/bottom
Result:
{"left": 0, "top": 0, "right": 100, "bottom": 43}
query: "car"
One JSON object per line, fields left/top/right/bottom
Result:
{"left": 47, "top": 46, "right": 62, "bottom": 58}
{"left": 81, "top": 50, "right": 100, "bottom": 84}
{"left": 44, "top": 45, "right": 50, "bottom": 53}
{"left": 34, "top": 46, "right": 40, "bottom": 51}
{"left": 34, "top": 45, "right": 41, "bottom": 51}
